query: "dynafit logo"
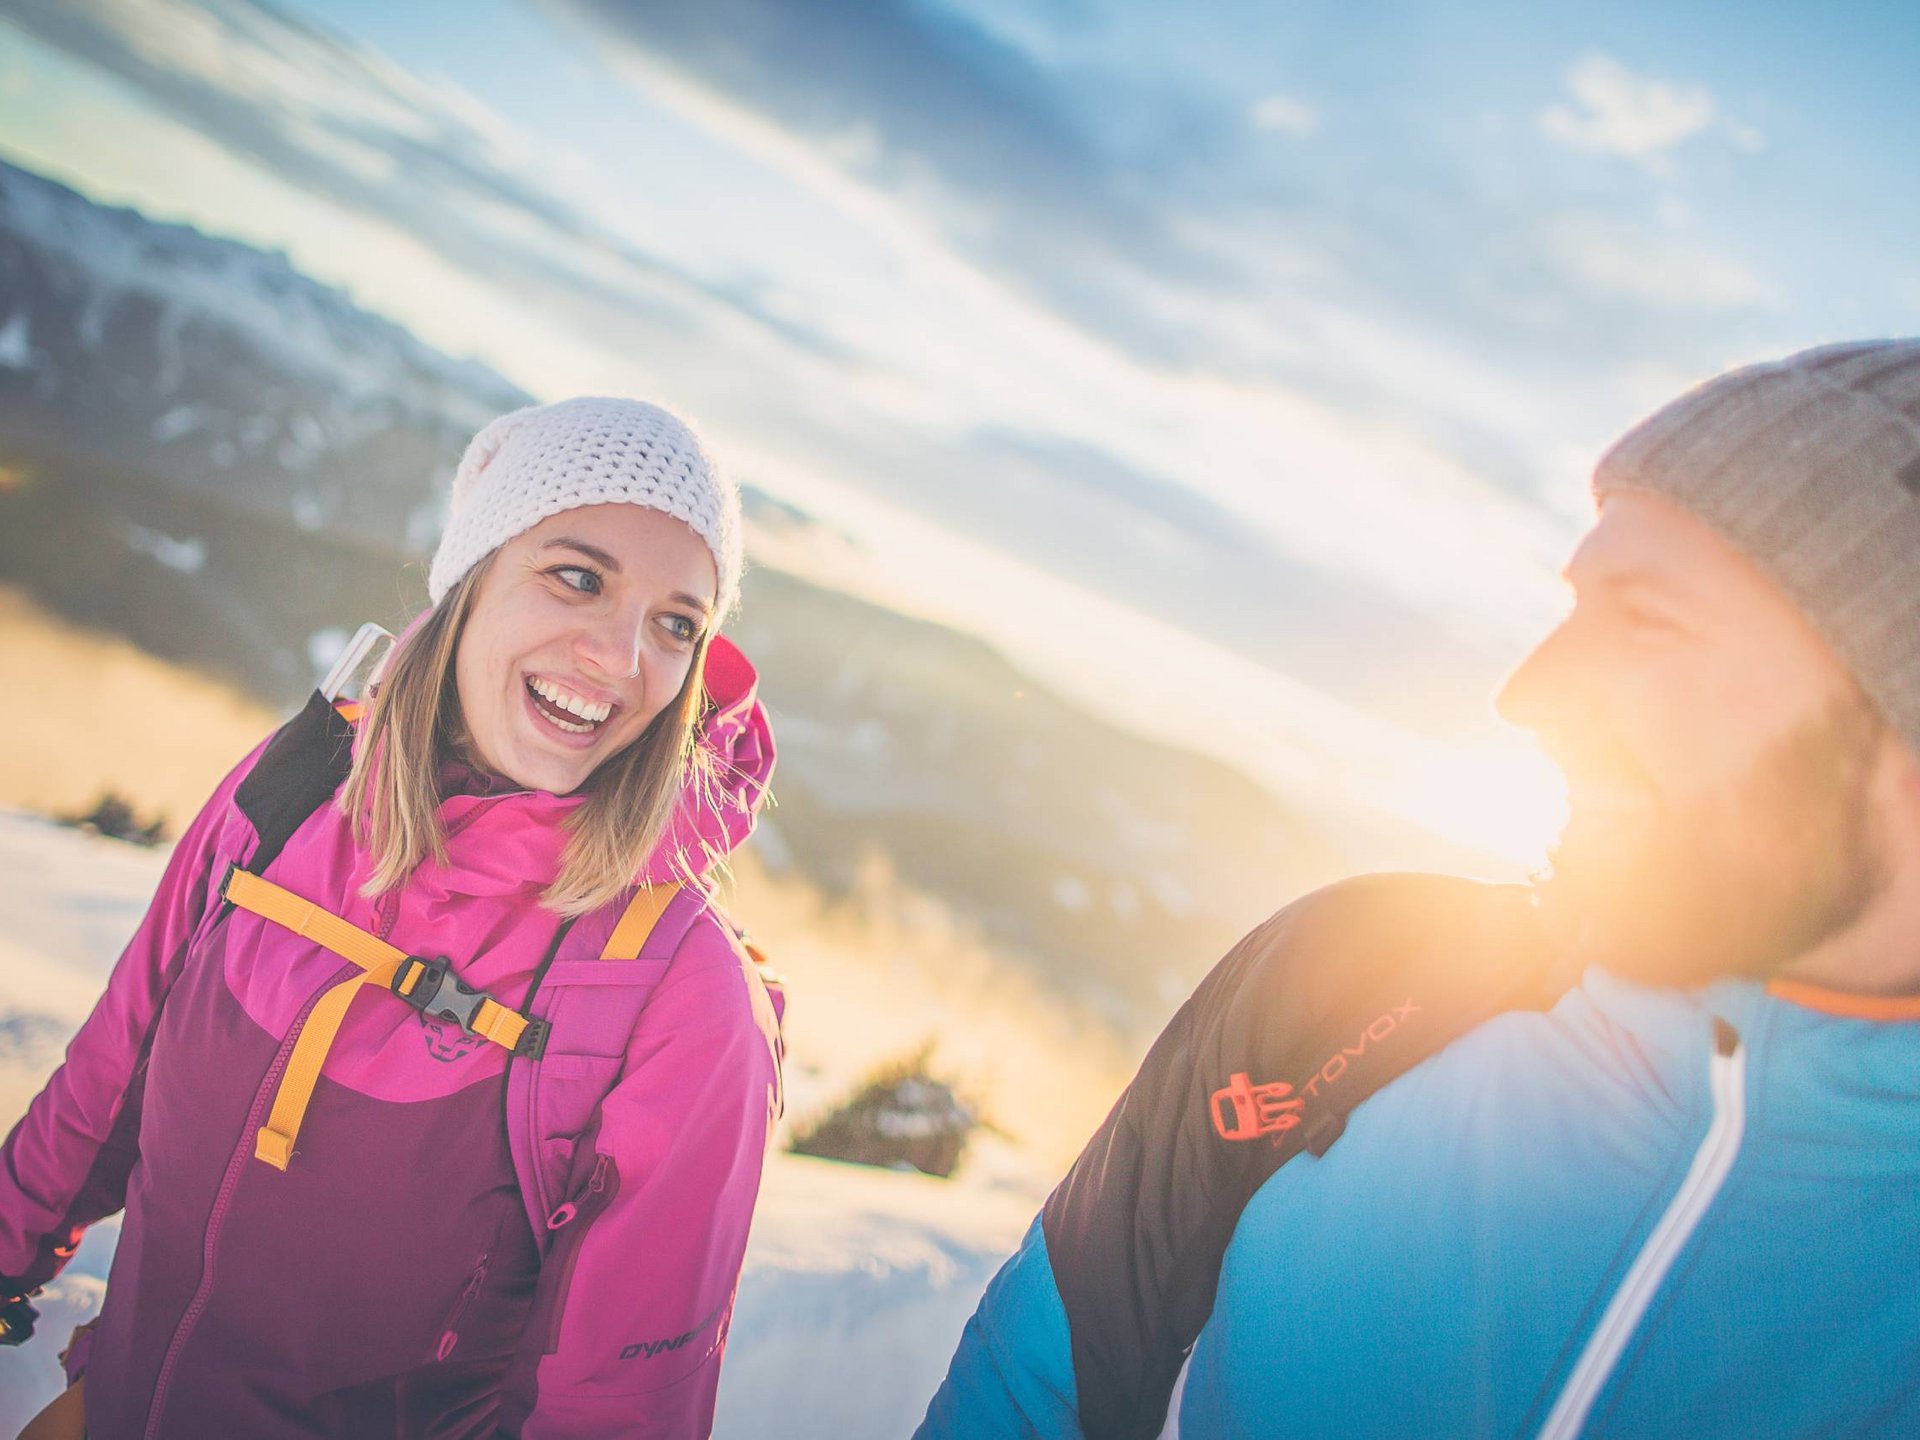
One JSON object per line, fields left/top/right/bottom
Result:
{"left": 619, "top": 1300, "right": 727, "bottom": 1362}
{"left": 421, "top": 1018, "right": 484, "bottom": 1063}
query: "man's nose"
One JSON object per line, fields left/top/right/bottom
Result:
{"left": 1494, "top": 618, "right": 1580, "bottom": 736}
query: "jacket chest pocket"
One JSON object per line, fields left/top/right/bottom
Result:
{"left": 530, "top": 958, "right": 668, "bottom": 1145}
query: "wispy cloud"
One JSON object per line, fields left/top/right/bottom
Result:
{"left": 557, "top": 3, "right": 1815, "bottom": 492}
{"left": 543, "top": 0, "right": 1613, "bottom": 485}
{"left": 0, "top": 0, "right": 854, "bottom": 368}
{"left": 1248, "top": 93, "right": 1319, "bottom": 138}
{"left": 546, "top": 0, "right": 1148, "bottom": 229}
{"left": 541, "top": 0, "right": 1242, "bottom": 351}
{"left": 1540, "top": 53, "right": 1716, "bottom": 174}
{"left": 1539, "top": 214, "right": 1778, "bottom": 312}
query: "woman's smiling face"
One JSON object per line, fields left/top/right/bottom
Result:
{"left": 452, "top": 503, "right": 717, "bottom": 794}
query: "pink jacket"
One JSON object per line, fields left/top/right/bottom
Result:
{"left": 0, "top": 634, "right": 781, "bottom": 1439}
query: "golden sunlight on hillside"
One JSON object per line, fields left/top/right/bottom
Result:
{"left": 728, "top": 849, "right": 1136, "bottom": 1174}
{"left": 0, "top": 584, "right": 281, "bottom": 830}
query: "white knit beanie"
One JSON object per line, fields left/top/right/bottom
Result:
{"left": 427, "top": 397, "right": 743, "bottom": 618}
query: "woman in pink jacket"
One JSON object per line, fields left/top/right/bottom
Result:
{"left": 1, "top": 398, "right": 783, "bottom": 1438}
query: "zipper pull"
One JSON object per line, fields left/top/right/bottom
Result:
{"left": 545, "top": 1154, "right": 613, "bottom": 1231}
{"left": 1712, "top": 1017, "right": 1740, "bottom": 1057}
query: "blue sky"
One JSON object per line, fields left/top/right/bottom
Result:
{"left": 3, "top": 0, "right": 1917, "bottom": 862}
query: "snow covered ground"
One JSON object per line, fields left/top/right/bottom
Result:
{"left": 0, "top": 811, "right": 1040, "bottom": 1436}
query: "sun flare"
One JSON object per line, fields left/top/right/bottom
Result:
{"left": 1399, "top": 739, "right": 1570, "bottom": 873}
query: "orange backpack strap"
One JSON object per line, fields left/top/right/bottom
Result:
{"left": 595, "top": 882, "right": 782, "bottom": 1016}
{"left": 599, "top": 882, "right": 682, "bottom": 960}
{"left": 222, "top": 866, "right": 544, "bottom": 1170}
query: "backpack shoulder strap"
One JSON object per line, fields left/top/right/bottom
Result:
{"left": 510, "top": 880, "right": 709, "bottom": 1240}
{"left": 1039, "top": 872, "right": 1572, "bottom": 1440}
{"left": 232, "top": 690, "right": 357, "bottom": 877}
{"left": 599, "top": 881, "right": 685, "bottom": 960}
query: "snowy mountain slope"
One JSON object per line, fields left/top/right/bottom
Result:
{"left": 0, "top": 812, "right": 1028, "bottom": 1437}
{"left": 0, "top": 157, "right": 525, "bottom": 553}
{"left": 0, "top": 160, "right": 511, "bottom": 413}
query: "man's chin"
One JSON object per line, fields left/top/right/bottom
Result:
{"left": 1531, "top": 838, "right": 1766, "bottom": 990}
{"left": 1533, "top": 885, "right": 1734, "bottom": 991}
{"left": 1534, "top": 849, "right": 1878, "bottom": 992}
{"left": 1533, "top": 688, "right": 1889, "bottom": 991}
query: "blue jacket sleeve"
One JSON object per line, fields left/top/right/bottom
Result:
{"left": 916, "top": 1215, "right": 1083, "bottom": 1439}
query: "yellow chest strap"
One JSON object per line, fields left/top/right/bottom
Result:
{"left": 220, "top": 865, "right": 681, "bottom": 1170}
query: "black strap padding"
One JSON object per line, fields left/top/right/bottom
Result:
{"left": 1040, "top": 872, "right": 1572, "bottom": 1440}
{"left": 232, "top": 690, "right": 358, "bottom": 877}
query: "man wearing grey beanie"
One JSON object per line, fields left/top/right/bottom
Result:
{"left": 920, "top": 338, "right": 1920, "bottom": 1440}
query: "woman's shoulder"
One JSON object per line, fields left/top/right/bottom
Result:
{"left": 661, "top": 896, "right": 759, "bottom": 985}
{"left": 647, "top": 896, "right": 782, "bottom": 1041}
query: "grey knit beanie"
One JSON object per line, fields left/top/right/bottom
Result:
{"left": 1593, "top": 339, "right": 1920, "bottom": 752}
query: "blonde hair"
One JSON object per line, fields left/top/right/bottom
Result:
{"left": 339, "top": 556, "right": 713, "bottom": 917}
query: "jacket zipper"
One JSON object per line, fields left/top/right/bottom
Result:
{"left": 142, "top": 958, "right": 358, "bottom": 1440}
{"left": 375, "top": 887, "right": 399, "bottom": 943}
{"left": 1536, "top": 1020, "right": 1746, "bottom": 1440}
{"left": 520, "top": 1043, "right": 555, "bottom": 1230}
{"left": 536, "top": 1153, "right": 614, "bottom": 1356}
{"left": 435, "top": 1250, "right": 492, "bottom": 1361}
{"left": 512, "top": 918, "right": 577, "bottom": 1229}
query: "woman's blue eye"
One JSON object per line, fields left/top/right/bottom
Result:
{"left": 552, "top": 566, "right": 602, "bottom": 595}
{"left": 663, "top": 614, "right": 698, "bottom": 643}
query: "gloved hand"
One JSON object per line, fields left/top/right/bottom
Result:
{"left": 0, "top": 1272, "right": 38, "bottom": 1347}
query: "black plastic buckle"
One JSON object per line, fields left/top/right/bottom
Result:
{"left": 514, "top": 1016, "right": 551, "bottom": 1060}
{"left": 391, "top": 955, "right": 489, "bottom": 1034}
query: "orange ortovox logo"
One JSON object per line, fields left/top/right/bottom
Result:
{"left": 1208, "top": 998, "right": 1422, "bottom": 1143}
{"left": 1210, "top": 1072, "right": 1305, "bottom": 1141}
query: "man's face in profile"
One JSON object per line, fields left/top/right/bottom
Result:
{"left": 1497, "top": 492, "right": 1891, "bottom": 988}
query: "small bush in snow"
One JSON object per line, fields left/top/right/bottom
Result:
{"left": 790, "top": 1041, "right": 983, "bottom": 1179}
{"left": 58, "top": 791, "right": 168, "bottom": 846}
